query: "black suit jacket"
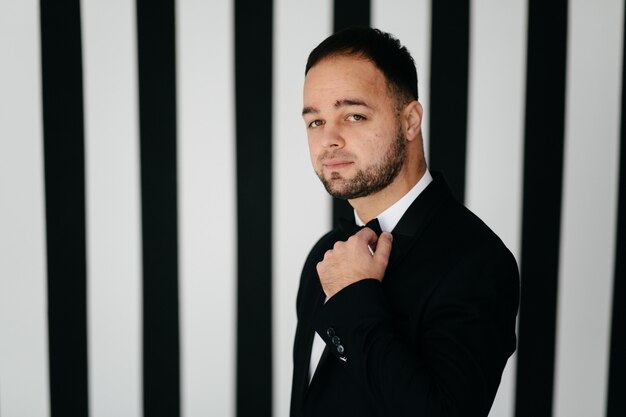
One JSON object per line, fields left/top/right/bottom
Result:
{"left": 290, "top": 173, "right": 520, "bottom": 417}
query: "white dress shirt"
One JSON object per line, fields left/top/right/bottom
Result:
{"left": 308, "top": 170, "right": 433, "bottom": 383}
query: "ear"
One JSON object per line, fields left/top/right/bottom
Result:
{"left": 403, "top": 101, "right": 423, "bottom": 142}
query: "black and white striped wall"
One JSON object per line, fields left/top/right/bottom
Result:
{"left": 0, "top": 1, "right": 624, "bottom": 416}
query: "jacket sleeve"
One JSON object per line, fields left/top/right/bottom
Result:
{"left": 312, "top": 246, "right": 520, "bottom": 417}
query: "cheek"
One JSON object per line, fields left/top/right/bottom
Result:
{"left": 370, "top": 128, "right": 394, "bottom": 149}
{"left": 359, "top": 133, "right": 383, "bottom": 155}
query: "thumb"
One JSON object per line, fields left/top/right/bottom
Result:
{"left": 373, "top": 232, "right": 393, "bottom": 263}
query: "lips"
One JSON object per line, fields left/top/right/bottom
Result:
{"left": 322, "top": 159, "right": 353, "bottom": 169}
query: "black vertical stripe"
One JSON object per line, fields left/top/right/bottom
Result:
{"left": 428, "top": 0, "right": 470, "bottom": 202}
{"left": 333, "top": 0, "right": 370, "bottom": 33}
{"left": 136, "top": 1, "right": 180, "bottom": 416}
{"left": 606, "top": 6, "right": 626, "bottom": 416}
{"left": 515, "top": 1, "right": 568, "bottom": 417}
{"left": 234, "top": 0, "right": 273, "bottom": 415}
{"left": 331, "top": 0, "right": 371, "bottom": 226}
{"left": 40, "top": 0, "right": 89, "bottom": 416}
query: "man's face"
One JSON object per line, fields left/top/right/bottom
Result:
{"left": 303, "top": 55, "right": 406, "bottom": 200}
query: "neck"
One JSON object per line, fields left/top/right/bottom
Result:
{"left": 349, "top": 164, "right": 426, "bottom": 224}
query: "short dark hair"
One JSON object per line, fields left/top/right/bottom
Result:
{"left": 305, "top": 26, "right": 418, "bottom": 104}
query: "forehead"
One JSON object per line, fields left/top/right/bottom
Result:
{"left": 303, "top": 55, "right": 391, "bottom": 104}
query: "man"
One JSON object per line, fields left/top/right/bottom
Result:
{"left": 290, "top": 27, "right": 519, "bottom": 417}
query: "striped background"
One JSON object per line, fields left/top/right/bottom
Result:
{"left": 0, "top": 0, "right": 624, "bottom": 416}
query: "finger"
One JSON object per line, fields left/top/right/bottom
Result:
{"left": 356, "top": 227, "right": 379, "bottom": 245}
{"left": 373, "top": 232, "right": 393, "bottom": 263}
{"left": 316, "top": 259, "right": 328, "bottom": 275}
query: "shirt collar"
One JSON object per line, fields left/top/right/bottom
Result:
{"left": 354, "top": 169, "right": 433, "bottom": 233}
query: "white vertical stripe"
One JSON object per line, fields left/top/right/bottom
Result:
{"left": 273, "top": 2, "right": 333, "bottom": 416}
{"left": 81, "top": 1, "right": 142, "bottom": 416}
{"left": 554, "top": 1, "right": 623, "bottom": 416}
{"left": 372, "top": 0, "right": 431, "bottom": 157}
{"left": 177, "top": 0, "right": 236, "bottom": 415}
{"left": 465, "top": 2, "right": 527, "bottom": 415}
{"left": 0, "top": 2, "right": 49, "bottom": 416}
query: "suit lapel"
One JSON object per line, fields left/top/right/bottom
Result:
{"left": 387, "top": 172, "right": 452, "bottom": 269}
{"left": 295, "top": 231, "right": 340, "bottom": 403}
{"left": 303, "top": 284, "right": 331, "bottom": 397}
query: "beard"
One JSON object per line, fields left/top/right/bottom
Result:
{"left": 315, "top": 127, "right": 407, "bottom": 200}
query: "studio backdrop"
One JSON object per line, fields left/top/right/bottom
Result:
{"left": 0, "top": 1, "right": 624, "bottom": 417}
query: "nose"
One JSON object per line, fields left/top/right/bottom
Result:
{"left": 320, "top": 123, "right": 345, "bottom": 149}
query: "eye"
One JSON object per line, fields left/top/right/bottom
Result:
{"left": 308, "top": 119, "right": 325, "bottom": 128}
{"left": 347, "top": 114, "right": 366, "bottom": 122}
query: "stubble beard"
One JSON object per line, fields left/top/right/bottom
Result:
{"left": 316, "top": 127, "right": 407, "bottom": 200}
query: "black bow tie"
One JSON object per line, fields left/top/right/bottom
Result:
{"left": 338, "top": 217, "right": 382, "bottom": 237}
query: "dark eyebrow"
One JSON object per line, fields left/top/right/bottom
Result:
{"left": 335, "top": 98, "right": 370, "bottom": 108}
{"left": 302, "top": 99, "right": 371, "bottom": 117}
{"left": 302, "top": 106, "right": 318, "bottom": 116}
